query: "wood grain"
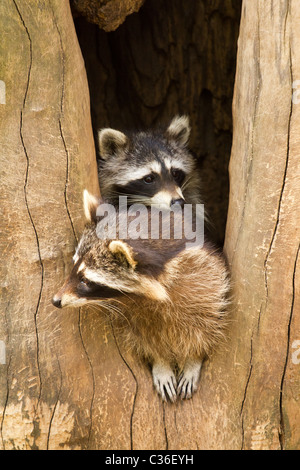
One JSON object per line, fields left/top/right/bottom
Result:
{"left": 0, "top": 0, "right": 299, "bottom": 450}
{"left": 0, "top": 0, "right": 99, "bottom": 449}
{"left": 71, "top": 0, "right": 145, "bottom": 32}
{"left": 224, "top": 0, "right": 300, "bottom": 450}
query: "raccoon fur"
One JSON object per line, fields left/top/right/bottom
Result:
{"left": 52, "top": 191, "right": 230, "bottom": 402}
{"left": 97, "top": 116, "right": 201, "bottom": 209}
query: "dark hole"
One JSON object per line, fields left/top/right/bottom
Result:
{"left": 72, "top": 0, "right": 242, "bottom": 246}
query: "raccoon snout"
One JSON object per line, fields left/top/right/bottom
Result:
{"left": 52, "top": 295, "right": 62, "bottom": 309}
{"left": 171, "top": 198, "right": 185, "bottom": 207}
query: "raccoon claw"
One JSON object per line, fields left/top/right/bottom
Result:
{"left": 152, "top": 362, "right": 177, "bottom": 403}
{"left": 177, "top": 376, "right": 196, "bottom": 400}
{"left": 177, "top": 360, "right": 202, "bottom": 400}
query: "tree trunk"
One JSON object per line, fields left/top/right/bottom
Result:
{"left": 223, "top": 0, "right": 300, "bottom": 450}
{"left": 0, "top": 0, "right": 99, "bottom": 449}
{"left": 0, "top": 0, "right": 299, "bottom": 451}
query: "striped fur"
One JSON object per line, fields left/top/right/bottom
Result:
{"left": 97, "top": 116, "right": 201, "bottom": 208}
{"left": 53, "top": 197, "right": 230, "bottom": 402}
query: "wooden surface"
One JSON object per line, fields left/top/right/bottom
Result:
{"left": 0, "top": 0, "right": 99, "bottom": 449}
{"left": 71, "top": 0, "right": 145, "bottom": 32}
{"left": 0, "top": 0, "right": 299, "bottom": 450}
{"left": 223, "top": 0, "right": 300, "bottom": 450}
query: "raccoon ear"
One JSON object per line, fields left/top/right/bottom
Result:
{"left": 98, "top": 128, "right": 128, "bottom": 160}
{"left": 166, "top": 115, "right": 191, "bottom": 147}
{"left": 83, "top": 190, "right": 100, "bottom": 224}
{"left": 109, "top": 240, "right": 137, "bottom": 269}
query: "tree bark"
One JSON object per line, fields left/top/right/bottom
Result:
{"left": 71, "top": 0, "right": 145, "bottom": 32}
{"left": 223, "top": 0, "right": 300, "bottom": 450}
{"left": 0, "top": 0, "right": 99, "bottom": 449}
{"left": 0, "top": 0, "right": 299, "bottom": 451}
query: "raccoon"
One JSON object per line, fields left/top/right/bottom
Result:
{"left": 97, "top": 116, "right": 201, "bottom": 209}
{"left": 52, "top": 191, "right": 229, "bottom": 402}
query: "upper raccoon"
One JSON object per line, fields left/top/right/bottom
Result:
{"left": 97, "top": 116, "right": 201, "bottom": 208}
{"left": 52, "top": 191, "right": 230, "bottom": 402}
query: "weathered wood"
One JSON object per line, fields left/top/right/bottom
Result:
{"left": 161, "top": 0, "right": 300, "bottom": 451}
{"left": 223, "top": 0, "right": 300, "bottom": 450}
{"left": 71, "top": 0, "right": 145, "bottom": 32}
{"left": 0, "top": 0, "right": 99, "bottom": 449}
{"left": 1, "top": 0, "right": 299, "bottom": 451}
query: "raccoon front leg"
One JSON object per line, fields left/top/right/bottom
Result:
{"left": 177, "top": 358, "right": 203, "bottom": 400}
{"left": 152, "top": 360, "right": 177, "bottom": 403}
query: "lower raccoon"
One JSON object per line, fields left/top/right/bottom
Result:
{"left": 52, "top": 191, "right": 229, "bottom": 402}
{"left": 97, "top": 116, "right": 201, "bottom": 208}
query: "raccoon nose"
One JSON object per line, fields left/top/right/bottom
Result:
{"left": 52, "top": 296, "right": 62, "bottom": 309}
{"left": 171, "top": 198, "right": 185, "bottom": 207}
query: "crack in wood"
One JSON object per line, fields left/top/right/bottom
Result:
{"left": 278, "top": 243, "right": 300, "bottom": 450}
{"left": 162, "top": 402, "right": 169, "bottom": 450}
{"left": 231, "top": 2, "right": 262, "bottom": 267}
{"left": 0, "top": 356, "right": 11, "bottom": 450}
{"left": 240, "top": 334, "right": 253, "bottom": 450}
{"left": 46, "top": 354, "right": 63, "bottom": 450}
{"left": 283, "top": 0, "right": 290, "bottom": 41}
{"left": 78, "top": 308, "right": 95, "bottom": 449}
{"left": 50, "top": 0, "right": 77, "bottom": 244}
{"left": 12, "top": 1, "right": 44, "bottom": 438}
{"left": 252, "top": 17, "right": 294, "bottom": 449}
{"left": 110, "top": 321, "right": 138, "bottom": 450}
{"left": 264, "top": 45, "right": 293, "bottom": 300}
{"left": 0, "top": 299, "right": 11, "bottom": 449}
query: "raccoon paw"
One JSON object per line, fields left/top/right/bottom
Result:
{"left": 152, "top": 361, "right": 177, "bottom": 403}
{"left": 177, "top": 359, "right": 202, "bottom": 400}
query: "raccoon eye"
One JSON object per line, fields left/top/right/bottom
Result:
{"left": 78, "top": 275, "right": 90, "bottom": 286}
{"left": 171, "top": 168, "right": 185, "bottom": 184}
{"left": 143, "top": 174, "right": 155, "bottom": 184}
{"left": 77, "top": 279, "right": 93, "bottom": 295}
